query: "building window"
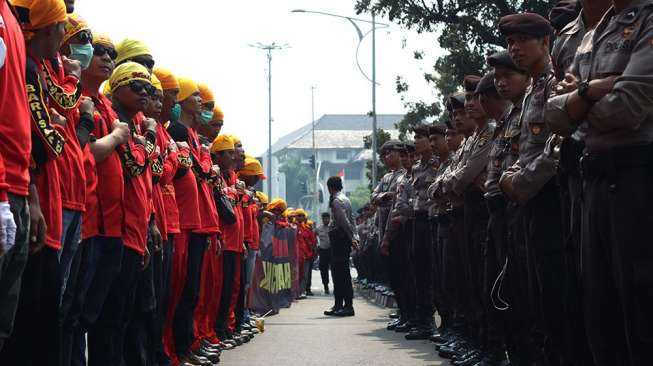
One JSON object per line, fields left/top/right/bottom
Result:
{"left": 336, "top": 150, "right": 350, "bottom": 160}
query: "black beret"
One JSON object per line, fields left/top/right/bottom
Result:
{"left": 499, "top": 13, "right": 554, "bottom": 37}
{"left": 464, "top": 75, "right": 481, "bottom": 92}
{"left": 487, "top": 50, "right": 524, "bottom": 72}
{"left": 429, "top": 123, "right": 447, "bottom": 136}
{"left": 403, "top": 141, "right": 415, "bottom": 152}
{"left": 475, "top": 71, "right": 496, "bottom": 95}
{"left": 380, "top": 140, "right": 402, "bottom": 154}
{"left": 412, "top": 123, "right": 431, "bottom": 137}
{"left": 449, "top": 92, "right": 466, "bottom": 110}
{"left": 549, "top": 0, "right": 582, "bottom": 32}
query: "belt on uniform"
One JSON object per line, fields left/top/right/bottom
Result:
{"left": 485, "top": 194, "right": 507, "bottom": 214}
{"left": 446, "top": 206, "right": 464, "bottom": 218}
{"left": 581, "top": 144, "right": 653, "bottom": 181}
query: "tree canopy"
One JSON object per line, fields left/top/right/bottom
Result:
{"left": 355, "top": 0, "right": 557, "bottom": 133}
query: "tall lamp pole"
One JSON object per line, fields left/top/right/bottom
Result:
{"left": 249, "top": 42, "right": 289, "bottom": 197}
{"left": 291, "top": 9, "right": 389, "bottom": 189}
{"left": 311, "top": 86, "right": 318, "bottom": 218}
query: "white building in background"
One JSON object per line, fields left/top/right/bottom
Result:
{"left": 260, "top": 114, "right": 402, "bottom": 216}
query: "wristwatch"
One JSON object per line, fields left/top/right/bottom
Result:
{"left": 577, "top": 81, "right": 594, "bottom": 104}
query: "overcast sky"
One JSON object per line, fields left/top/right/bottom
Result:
{"left": 76, "top": 0, "right": 443, "bottom": 156}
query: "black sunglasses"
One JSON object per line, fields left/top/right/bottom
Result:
{"left": 93, "top": 44, "right": 117, "bottom": 60}
{"left": 77, "top": 30, "right": 92, "bottom": 44}
{"left": 128, "top": 80, "right": 154, "bottom": 95}
{"left": 130, "top": 56, "right": 155, "bottom": 69}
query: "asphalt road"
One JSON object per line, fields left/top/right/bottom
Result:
{"left": 220, "top": 270, "right": 446, "bottom": 366}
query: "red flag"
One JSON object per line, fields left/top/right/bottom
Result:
{"left": 336, "top": 169, "right": 345, "bottom": 178}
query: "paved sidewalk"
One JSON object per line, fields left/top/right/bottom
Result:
{"left": 221, "top": 271, "right": 446, "bottom": 366}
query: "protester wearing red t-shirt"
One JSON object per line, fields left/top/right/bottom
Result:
{"left": 86, "top": 62, "right": 155, "bottom": 365}
{"left": 0, "top": 0, "right": 32, "bottom": 353}
{"left": 164, "top": 78, "right": 220, "bottom": 365}
{"left": 210, "top": 135, "right": 245, "bottom": 344}
{"left": 237, "top": 155, "right": 266, "bottom": 329}
{"left": 60, "top": 32, "right": 132, "bottom": 366}
{"left": 0, "top": 0, "right": 67, "bottom": 363}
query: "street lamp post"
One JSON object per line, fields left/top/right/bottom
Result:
{"left": 249, "top": 42, "right": 289, "bottom": 197}
{"left": 311, "top": 86, "right": 318, "bottom": 218}
{"left": 291, "top": 9, "right": 389, "bottom": 189}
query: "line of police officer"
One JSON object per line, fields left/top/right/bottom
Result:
{"left": 353, "top": 1, "right": 653, "bottom": 365}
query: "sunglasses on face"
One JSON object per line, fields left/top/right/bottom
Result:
{"left": 93, "top": 44, "right": 117, "bottom": 60}
{"left": 130, "top": 56, "right": 155, "bottom": 69}
{"left": 129, "top": 80, "right": 154, "bottom": 95}
{"left": 77, "top": 30, "right": 92, "bottom": 44}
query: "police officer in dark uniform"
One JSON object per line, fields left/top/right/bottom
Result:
{"left": 545, "top": 1, "right": 653, "bottom": 363}
{"left": 498, "top": 13, "right": 568, "bottom": 365}
{"left": 481, "top": 50, "right": 535, "bottom": 366}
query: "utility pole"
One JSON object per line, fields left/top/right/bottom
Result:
{"left": 371, "top": 12, "right": 378, "bottom": 188}
{"left": 249, "top": 42, "right": 289, "bottom": 197}
{"left": 311, "top": 86, "right": 318, "bottom": 218}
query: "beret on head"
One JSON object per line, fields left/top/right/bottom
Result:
{"left": 487, "top": 50, "right": 523, "bottom": 72}
{"left": 380, "top": 140, "right": 402, "bottom": 154}
{"left": 412, "top": 123, "right": 431, "bottom": 137}
{"left": 549, "top": 0, "right": 582, "bottom": 32}
{"left": 475, "top": 71, "right": 497, "bottom": 95}
{"left": 449, "top": 92, "right": 466, "bottom": 110}
{"left": 403, "top": 141, "right": 415, "bottom": 152}
{"left": 499, "top": 13, "right": 554, "bottom": 37}
{"left": 429, "top": 123, "right": 447, "bottom": 136}
{"left": 464, "top": 75, "right": 481, "bottom": 93}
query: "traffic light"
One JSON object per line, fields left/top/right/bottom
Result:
{"left": 309, "top": 155, "right": 315, "bottom": 169}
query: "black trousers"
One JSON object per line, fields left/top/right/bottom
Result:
{"left": 442, "top": 209, "right": 466, "bottom": 324}
{"left": 215, "top": 250, "right": 238, "bottom": 336}
{"left": 318, "top": 248, "right": 331, "bottom": 286}
{"left": 235, "top": 252, "right": 246, "bottom": 329}
{"left": 330, "top": 229, "right": 353, "bottom": 308}
{"left": 87, "top": 248, "right": 141, "bottom": 366}
{"left": 411, "top": 214, "right": 434, "bottom": 325}
{"left": 462, "top": 189, "right": 487, "bottom": 336}
{"left": 70, "top": 237, "right": 123, "bottom": 366}
{"left": 522, "top": 182, "right": 567, "bottom": 365}
{"left": 153, "top": 235, "right": 174, "bottom": 364}
{"left": 0, "top": 247, "right": 60, "bottom": 366}
{"left": 61, "top": 239, "right": 90, "bottom": 366}
{"left": 173, "top": 233, "right": 207, "bottom": 354}
{"left": 582, "top": 155, "right": 653, "bottom": 366}
{"left": 0, "top": 194, "right": 29, "bottom": 352}
{"left": 435, "top": 216, "right": 452, "bottom": 326}
{"left": 559, "top": 140, "right": 594, "bottom": 366}
{"left": 124, "top": 233, "right": 157, "bottom": 366}
{"left": 388, "top": 222, "right": 414, "bottom": 321}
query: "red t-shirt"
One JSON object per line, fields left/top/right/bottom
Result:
{"left": 89, "top": 93, "right": 124, "bottom": 238}
{"left": 0, "top": 2, "right": 31, "bottom": 200}
{"left": 157, "top": 124, "right": 180, "bottom": 235}
{"left": 188, "top": 128, "right": 219, "bottom": 235}
{"left": 120, "top": 113, "right": 155, "bottom": 255}
{"left": 297, "top": 223, "right": 317, "bottom": 261}
{"left": 43, "top": 58, "right": 85, "bottom": 211}
{"left": 26, "top": 54, "right": 65, "bottom": 250}
{"left": 219, "top": 172, "right": 243, "bottom": 253}
{"left": 169, "top": 124, "right": 201, "bottom": 232}
{"left": 81, "top": 143, "right": 98, "bottom": 240}
{"left": 242, "top": 194, "right": 261, "bottom": 251}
